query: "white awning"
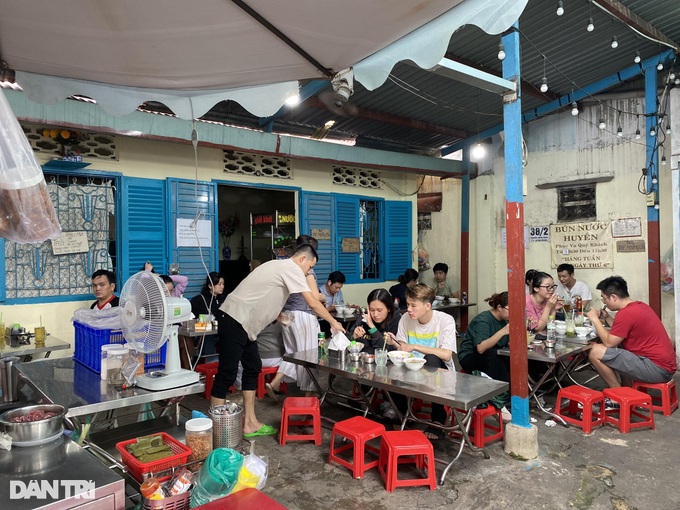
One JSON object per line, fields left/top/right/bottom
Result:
{"left": 0, "top": 0, "right": 528, "bottom": 119}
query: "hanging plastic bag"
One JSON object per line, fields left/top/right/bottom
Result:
{"left": 417, "top": 241, "right": 431, "bottom": 272}
{"left": 190, "top": 448, "right": 243, "bottom": 507}
{"left": 230, "top": 441, "right": 269, "bottom": 493}
{"left": 0, "top": 89, "right": 61, "bottom": 243}
{"left": 661, "top": 246, "right": 674, "bottom": 293}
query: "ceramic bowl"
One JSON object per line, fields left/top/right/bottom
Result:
{"left": 449, "top": 298, "right": 461, "bottom": 304}
{"left": 335, "top": 305, "right": 349, "bottom": 316}
{"left": 403, "top": 358, "right": 427, "bottom": 371}
{"left": 555, "top": 325, "right": 567, "bottom": 335}
{"left": 575, "top": 326, "right": 590, "bottom": 337}
{"left": 387, "top": 351, "right": 410, "bottom": 365}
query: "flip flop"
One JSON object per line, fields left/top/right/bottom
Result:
{"left": 423, "top": 426, "right": 445, "bottom": 441}
{"left": 265, "top": 383, "right": 278, "bottom": 401}
{"left": 243, "top": 424, "right": 278, "bottom": 439}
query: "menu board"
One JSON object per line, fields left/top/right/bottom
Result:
{"left": 550, "top": 220, "right": 612, "bottom": 269}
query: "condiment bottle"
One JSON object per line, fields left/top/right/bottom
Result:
{"left": 106, "top": 346, "right": 129, "bottom": 385}
{"left": 140, "top": 477, "right": 164, "bottom": 500}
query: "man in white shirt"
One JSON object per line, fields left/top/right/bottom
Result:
{"left": 556, "top": 263, "right": 592, "bottom": 310}
{"left": 213, "top": 244, "right": 344, "bottom": 438}
{"left": 386, "top": 283, "right": 456, "bottom": 440}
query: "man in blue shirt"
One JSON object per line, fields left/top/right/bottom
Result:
{"left": 319, "top": 271, "right": 346, "bottom": 312}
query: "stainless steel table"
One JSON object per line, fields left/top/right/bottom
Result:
{"left": 497, "top": 336, "right": 596, "bottom": 423}
{"left": 17, "top": 358, "right": 205, "bottom": 429}
{"left": 0, "top": 434, "right": 126, "bottom": 510}
{"left": 1, "top": 335, "right": 70, "bottom": 362}
{"left": 283, "top": 349, "right": 508, "bottom": 485}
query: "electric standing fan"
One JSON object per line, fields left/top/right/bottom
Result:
{"left": 119, "top": 271, "right": 200, "bottom": 391}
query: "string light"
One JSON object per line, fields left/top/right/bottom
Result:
{"left": 472, "top": 143, "right": 486, "bottom": 159}
{"left": 610, "top": 36, "right": 618, "bottom": 49}
{"left": 657, "top": 62, "right": 664, "bottom": 71}
{"left": 635, "top": 128, "right": 641, "bottom": 139}
{"left": 654, "top": 202, "right": 660, "bottom": 210}
{"left": 571, "top": 102, "right": 579, "bottom": 116}
{"left": 539, "top": 58, "right": 548, "bottom": 93}
{"left": 670, "top": 71, "right": 676, "bottom": 81}
{"left": 634, "top": 51, "right": 641, "bottom": 64}
{"left": 662, "top": 155, "right": 667, "bottom": 166}
{"left": 498, "top": 43, "right": 506, "bottom": 61}
{"left": 556, "top": 1, "right": 564, "bottom": 16}
{"left": 666, "top": 124, "right": 671, "bottom": 135}
{"left": 675, "top": 78, "right": 680, "bottom": 85}
{"left": 650, "top": 125, "right": 656, "bottom": 137}
{"left": 617, "top": 126, "right": 623, "bottom": 137}
{"left": 598, "top": 118, "right": 606, "bottom": 130}
{"left": 587, "top": 17, "right": 594, "bottom": 32}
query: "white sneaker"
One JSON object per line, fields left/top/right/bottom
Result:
{"left": 501, "top": 406, "right": 512, "bottom": 423}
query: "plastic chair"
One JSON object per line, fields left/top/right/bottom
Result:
{"left": 377, "top": 430, "right": 437, "bottom": 492}
{"left": 195, "top": 362, "right": 234, "bottom": 400}
{"left": 555, "top": 386, "right": 605, "bottom": 434}
{"left": 451, "top": 406, "right": 505, "bottom": 446}
{"left": 632, "top": 380, "right": 678, "bottom": 416}
{"left": 256, "top": 366, "right": 287, "bottom": 399}
{"left": 279, "top": 397, "right": 322, "bottom": 446}
{"left": 602, "top": 387, "right": 655, "bottom": 433}
{"left": 328, "top": 416, "right": 385, "bottom": 479}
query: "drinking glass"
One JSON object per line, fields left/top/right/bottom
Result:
{"left": 34, "top": 326, "right": 46, "bottom": 347}
{"left": 565, "top": 317, "right": 576, "bottom": 338}
{"left": 375, "top": 350, "right": 388, "bottom": 367}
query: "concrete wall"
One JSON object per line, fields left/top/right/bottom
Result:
{"left": 2, "top": 131, "right": 419, "bottom": 353}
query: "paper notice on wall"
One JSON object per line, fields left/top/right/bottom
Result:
{"left": 500, "top": 226, "right": 530, "bottom": 249}
{"left": 550, "top": 221, "right": 612, "bottom": 269}
{"left": 176, "top": 218, "right": 212, "bottom": 247}
{"left": 51, "top": 231, "right": 89, "bottom": 255}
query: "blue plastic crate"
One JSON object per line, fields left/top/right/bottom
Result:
{"left": 73, "top": 321, "right": 166, "bottom": 373}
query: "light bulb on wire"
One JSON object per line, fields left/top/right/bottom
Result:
{"left": 654, "top": 202, "right": 660, "bottom": 210}
{"left": 657, "top": 62, "right": 664, "bottom": 71}
{"left": 571, "top": 102, "right": 579, "bottom": 116}
{"left": 652, "top": 175, "right": 658, "bottom": 184}
{"left": 634, "top": 51, "right": 641, "bottom": 64}
{"left": 675, "top": 78, "right": 680, "bottom": 85}
{"left": 662, "top": 155, "right": 667, "bottom": 166}
{"left": 650, "top": 126, "right": 656, "bottom": 137}
{"left": 666, "top": 124, "right": 671, "bottom": 135}
{"left": 587, "top": 17, "right": 594, "bottom": 32}
{"left": 498, "top": 44, "right": 506, "bottom": 61}
{"left": 611, "top": 36, "right": 618, "bottom": 49}
{"left": 670, "top": 71, "right": 676, "bottom": 81}
{"left": 616, "top": 126, "right": 623, "bottom": 137}
{"left": 556, "top": 1, "right": 564, "bottom": 16}
{"left": 598, "top": 118, "right": 606, "bottom": 130}
{"left": 472, "top": 143, "right": 486, "bottom": 160}
{"left": 540, "top": 77, "right": 549, "bottom": 93}
{"left": 635, "top": 128, "right": 641, "bottom": 139}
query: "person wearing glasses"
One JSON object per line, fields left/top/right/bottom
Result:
{"left": 458, "top": 292, "right": 511, "bottom": 422}
{"left": 525, "top": 272, "right": 562, "bottom": 332}
{"left": 586, "top": 276, "right": 676, "bottom": 390}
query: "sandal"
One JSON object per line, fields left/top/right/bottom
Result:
{"left": 423, "top": 426, "right": 445, "bottom": 441}
{"left": 243, "top": 424, "right": 278, "bottom": 438}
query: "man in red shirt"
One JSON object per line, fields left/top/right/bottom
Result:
{"left": 587, "top": 276, "right": 677, "bottom": 388}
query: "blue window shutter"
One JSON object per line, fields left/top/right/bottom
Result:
{"left": 120, "top": 177, "right": 167, "bottom": 285}
{"left": 383, "top": 200, "right": 412, "bottom": 280}
{"left": 300, "top": 192, "right": 333, "bottom": 281}
{"left": 335, "top": 194, "right": 361, "bottom": 282}
{"left": 168, "top": 178, "right": 217, "bottom": 298}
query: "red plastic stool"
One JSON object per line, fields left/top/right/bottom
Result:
{"left": 195, "top": 362, "right": 235, "bottom": 400}
{"left": 377, "top": 430, "right": 437, "bottom": 492}
{"left": 279, "top": 397, "right": 322, "bottom": 446}
{"left": 328, "top": 416, "right": 385, "bottom": 479}
{"left": 256, "top": 366, "right": 288, "bottom": 399}
{"left": 555, "top": 386, "right": 605, "bottom": 434}
{"left": 632, "top": 380, "right": 678, "bottom": 416}
{"left": 468, "top": 406, "right": 505, "bottom": 446}
{"left": 602, "top": 387, "right": 655, "bottom": 433}
{"left": 412, "top": 399, "right": 432, "bottom": 420}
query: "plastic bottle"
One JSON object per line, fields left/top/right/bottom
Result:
{"left": 393, "top": 298, "right": 400, "bottom": 310}
{"left": 318, "top": 332, "right": 325, "bottom": 357}
{"left": 547, "top": 315, "right": 556, "bottom": 343}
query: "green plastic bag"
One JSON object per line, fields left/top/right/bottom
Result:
{"left": 190, "top": 448, "right": 243, "bottom": 507}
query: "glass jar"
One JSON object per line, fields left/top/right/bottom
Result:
{"left": 100, "top": 344, "right": 122, "bottom": 381}
{"left": 106, "top": 346, "right": 129, "bottom": 385}
{"left": 185, "top": 417, "right": 213, "bottom": 471}
{"left": 140, "top": 477, "right": 164, "bottom": 500}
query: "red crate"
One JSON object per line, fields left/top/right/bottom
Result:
{"left": 116, "top": 432, "right": 192, "bottom": 481}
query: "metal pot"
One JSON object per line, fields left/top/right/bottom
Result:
{"left": 0, "top": 404, "right": 66, "bottom": 444}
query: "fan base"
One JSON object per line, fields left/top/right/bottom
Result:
{"left": 136, "top": 369, "right": 201, "bottom": 391}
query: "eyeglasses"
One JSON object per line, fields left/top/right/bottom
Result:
{"left": 540, "top": 285, "right": 558, "bottom": 291}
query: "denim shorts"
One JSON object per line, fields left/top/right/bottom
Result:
{"left": 601, "top": 348, "right": 674, "bottom": 383}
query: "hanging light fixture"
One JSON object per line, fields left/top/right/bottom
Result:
{"left": 610, "top": 36, "right": 618, "bottom": 49}
{"left": 556, "top": 1, "right": 564, "bottom": 16}
{"left": 472, "top": 143, "right": 486, "bottom": 160}
{"left": 498, "top": 43, "right": 506, "bottom": 61}
{"left": 670, "top": 70, "right": 676, "bottom": 81}
{"left": 539, "top": 58, "right": 548, "bottom": 93}
{"left": 675, "top": 78, "right": 680, "bottom": 85}
{"left": 652, "top": 175, "right": 658, "bottom": 184}
{"left": 650, "top": 125, "right": 656, "bottom": 137}
{"left": 665, "top": 124, "right": 671, "bottom": 135}
{"left": 634, "top": 51, "right": 641, "bottom": 64}
{"left": 654, "top": 201, "right": 660, "bottom": 210}
{"left": 657, "top": 62, "right": 664, "bottom": 71}
{"left": 586, "top": 17, "right": 594, "bottom": 32}
{"left": 662, "top": 155, "right": 667, "bottom": 166}
{"left": 571, "top": 102, "right": 579, "bottom": 116}
{"left": 635, "top": 128, "right": 641, "bottom": 139}
{"left": 598, "top": 118, "right": 606, "bottom": 130}
{"left": 616, "top": 126, "right": 623, "bottom": 137}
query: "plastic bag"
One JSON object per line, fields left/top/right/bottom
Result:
{"left": 0, "top": 89, "right": 61, "bottom": 243}
{"left": 190, "top": 448, "right": 243, "bottom": 507}
{"left": 230, "top": 441, "right": 268, "bottom": 493}
{"left": 417, "top": 241, "right": 431, "bottom": 271}
{"left": 71, "top": 307, "right": 123, "bottom": 330}
{"left": 661, "top": 246, "right": 674, "bottom": 293}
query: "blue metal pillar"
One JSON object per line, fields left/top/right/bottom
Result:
{"left": 645, "top": 62, "right": 661, "bottom": 316}
{"left": 502, "top": 23, "right": 529, "bottom": 428}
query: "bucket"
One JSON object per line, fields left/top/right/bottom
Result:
{"left": 0, "top": 357, "right": 20, "bottom": 403}
{"left": 209, "top": 404, "right": 243, "bottom": 449}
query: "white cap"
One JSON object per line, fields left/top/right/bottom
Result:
{"left": 107, "top": 346, "right": 129, "bottom": 356}
{"left": 185, "top": 417, "right": 213, "bottom": 432}
{"left": 101, "top": 344, "right": 122, "bottom": 353}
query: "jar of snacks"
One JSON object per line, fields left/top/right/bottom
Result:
{"left": 106, "top": 346, "right": 129, "bottom": 385}
{"left": 185, "top": 417, "right": 213, "bottom": 471}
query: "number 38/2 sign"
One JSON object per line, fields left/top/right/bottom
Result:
{"left": 529, "top": 226, "right": 549, "bottom": 242}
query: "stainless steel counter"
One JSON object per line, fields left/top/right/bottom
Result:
{"left": 0, "top": 435, "right": 125, "bottom": 509}
{"left": 1, "top": 336, "right": 70, "bottom": 361}
{"left": 17, "top": 358, "right": 205, "bottom": 420}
